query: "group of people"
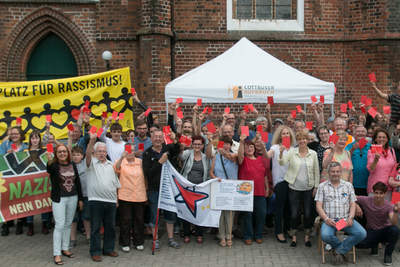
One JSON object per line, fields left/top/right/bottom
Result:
{"left": 1, "top": 81, "right": 400, "bottom": 265}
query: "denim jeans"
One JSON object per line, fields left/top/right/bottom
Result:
{"left": 89, "top": 200, "right": 117, "bottom": 256}
{"left": 52, "top": 195, "right": 78, "bottom": 256}
{"left": 242, "top": 196, "right": 266, "bottom": 240}
{"left": 288, "top": 188, "right": 313, "bottom": 235}
{"left": 273, "top": 181, "right": 290, "bottom": 235}
{"left": 321, "top": 220, "right": 367, "bottom": 255}
{"left": 26, "top": 212, "right": 51, "bottom": 223}
{"left": 357, "top": 226, "right": 400, "bottom": 256}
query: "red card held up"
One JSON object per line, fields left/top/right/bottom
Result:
{"left": 336, "top": 219, "right": 347, "bottom": 231}
{"left": 383, "top": 106, "right": 391, "bottom": 115}
{"left": 282, "top": 136, "right": 291, "bottom": 149}
{"left": 291, "top": 110, "right": 297, "bottom": 119}
{"left": 306, "top": 121, "right": 313, "bottom": 130}
{"left": 360, "top": 106, "right": 366, "bottom": 114}
{"left": 96, "top": 128, "right": 104, "bottom": 138}
{"left": 46, "top": 115, "right": 52, "bottom": 122}
{"left": 261, "top": 132, "right": 269, "bottom": 143}
{"left": 347, "top": 101, "right": 353, "bottom": 109}
{"left": 248, "top": 104, "right": 254, "bottom": 112}
{"left": 67, "top": 123, "right": 75, "bottom": 132}
{"left": 365, "top": 98, "right": 372, "bottom": 107}
{"left": 184, "top": 137, "right": 192, "bottom": 146}
{"left": 16, "top": 117, "right": 22, "bottom": 125}
{"left": 89, "top": 126, "right": 97, "bottom": 134}
{"left": 85, "top": 100, "right": 90, "bottom": 108}
{"left": 241, "top": 126, "right": 249, "bottom": 137}
{"left": 125, "top": 144, "right": 132, "bottom": 154}
{"left": 320, "top": 95, "right": 325, "bottom": 103}
{"left": 340, "top": 103, "right": 347, "bottom": 113}
{"left": 163, "top": 126, "right": 171, "bottom": 134}
{"left": 267, "top": 96, "right": 274, "bottom": 105}
{"left": 360, "top": 95, "right": 367, "bottom": 104}
{"left": 11, "top": 143, "right": 17, "bottom": 151}
{"left": 131, "top": 87, "right": 136, "bottom": 95}
{"left": 179, "top": 135, "right": 187, "bottom": 144}
{"left": 296, "top": 105, "right": 302, "bottom": 112}
{"left": 207, "top": 107, "right": 213, "bottom": 114}
{"left": 391, "top": 192, "right": 400, "bottom": 204}
{"left": 207, "top": 122, "right": 216, "bottom": 134}
{"left": 368, "top": 107, "right": 377, "bottom": 118}
{"left": 311, "top": 95, "right": 317, "bottom": 103}
{"left": 243, "top": 105, "right": 249, "bottom": 113}
{"left": 358, "top": 138, "right": 368, "bottom": 150}
{"left": 144, "top": 108, "right": 152, "bottom": 117}
{"left": 177, "top": 111, "right": 184, "bottom": 119}
{"left": 176, "top": 97, "right": 183, "bottom": 104}
{"left": 329, "top": 134, "right": 339, "bottom": 144}
{"left": 112, "top": 111, "right": 118, "bottom": 120}
{"left": 176, "top": 106, "right": 182, "bottom": 113}
{"left": 375, "top": 144, "right": 383, "bottom": 154}
{"left": 119, "top": 113, "right": 124, "bottom": 120}
{"left": 224, "top": 106, "right": 230, "bottom": 114}
{"left": 257, "top": 125, "right": 263, "bottom": 133}
{"left": 368, "top": 72, "right": 377, "bottom": 83}
{"left": 71, "top": 109, "right": 81, "bottom": 120}
{"left": 197, "top": 98, "right": 202, "bottom": 106}
{"left": 217, "top": 141, "right": 224, "bottom": 149}
{"left": 138, "top": 143, "right": 145, "bottom": 151}
{"left": 202, "top": 107, "right": 208, "bottom": 114}
{"left": 102, "top": 111, "right": 108, "bottom": 119}
{"left": 163, "top": 134, "right": 173, "bottom": 145}
{"left": 46, "top": 143, "right": 54, "bottom": 153}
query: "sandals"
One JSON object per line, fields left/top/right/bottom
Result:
{"left": 183, "top": 236, "right": 190, "bottom": 243}
{"left": 196, "top": 236, "right": 203, "bottom": 244}
{"left": 219, "top": 239, "right": 226, "bottom": 247}
{"left": 226, "top": 239, "right": 232, "bottom": 248}
{"left": 61, "top": 251, "right": 75, "bottom": 258}
{"left": 54, "top": 256, "right": 64, "bottom": 265}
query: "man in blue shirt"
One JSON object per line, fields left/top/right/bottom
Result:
{"left": 133, "top": 120, "right": 152, "bottom": 159}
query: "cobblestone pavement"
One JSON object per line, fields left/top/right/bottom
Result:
{"left": 0, "top": 221, "right": 398, "bottom": 267}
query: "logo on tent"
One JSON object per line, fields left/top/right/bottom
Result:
{"left": 228, "top": 86, "right": 243, "bottom": 99}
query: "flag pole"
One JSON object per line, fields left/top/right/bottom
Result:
{"left": 152, "top": 208, "right": 160, "bottom": 255}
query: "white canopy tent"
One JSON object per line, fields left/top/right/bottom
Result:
{"left": 165, "top": 37, "right": 335, "bottom": 105}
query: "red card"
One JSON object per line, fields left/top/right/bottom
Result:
{"left": 96, "top": 128, "right": 104, "bottom": 138}
{"left": 391, "top": 192, "right": 400, "bottom": 204}
{"left": 296, "top": 105, "right": 302, "bottom": 112}
{"left": 336, "top": 219, "right": 347, "bottom": 231}
{"left": 267, "top": 96, "right": 274, "bottom": 105}
{"left": 197, "top": 98, "right": 202, "bottom": 106}
{"left": 46, "top": 143, "right": 53, "bottom": 153}
{"left": 89, "top": 126, "right": 97, "bottom": 134}
{"left": 16, "top": 117, "right": 22, "bottom": 125}
{"left": 368, "top": 72, "right": 377, "bottom": 83}
{"left": 176, "top": 106, "right": 182, "bottom": 113}
{"left": 163, "top": 126, "right": 171, "bottom": 134}
{"left": 257, "top": 125, "right": 263, "bottom": 133}
{"left": 82, "top": 106, "right": 90, "bottom": 114}
{"left": 261, "top": 132, "right": 269, "bottom": 143}
{"left": 144, "top": 108, "right": 152, "bottom": 117}
{"left": 71, "top": 109, "right": 81, "bottom": 120}
{"left": 306, "top": 121, "right": 313, "bottom": 130}
{"left": 46, "top": 115, "right": 52, "bottom": 122}
{"left": 207, "top": 107, "right": 213, "bottom": 114}
{"left": 248, "top": 104, "right": 254, "bottom": 112}
{"left": 176, "top": 97, "right": 183, "bottom": 104}
{"left": 291, "top": 110, "right": 297, "bottom": 119}
{"left": 320, "top": 95, "right": 325, "bottom": 103}
{"left": 347, "top": 101, "right": 353, "bottom": 109}
{"left": 184, "top": 137, "right": 192, "bottom": 146}
{"left": 361, "top": 95, "right": 367, "bottom": 104}
{"left": 138, "top": 143, "right": 145, "bottom": 151}
{"left": 202, "top": 107, "right": 208, "bottom": 114}
{"left": 243, "top": 105, "right": 249, "bottom": 113}
{"left": 282, "top": 136, "right": 291, "bottom": 149}
{"left": 383, "top": 106, "right": 391, "bottom": 115}
{"left": 311, "top": 95, "right": 317, "bottom": 103}
{"left": 217, "top": 141, "right": 224, "bottom": 149}
{"left": 358, "top": 138, "right": 368, "bottom": 150}
{"left": 67, "top": 123, "right": 75, "bottom": 132}
{"left": 102, "top": 111, "right": 108, "bottom": 119}
{"left": 125, "top": 144, "right": 132, "bottom": 154}
{"left": 241, "top": 126, "right": 249, "bottom": 137}
{"left": 375, "top": 144, "right": 383, "bottom": 154}
{"left": 112, "top": 111, "right": 118, "bottom": 120}
{"left": 360, "top": 106, "right": 366, "bottom": 114}
{"left": 365, "top": 98, "right": 372, "bottom": 107}
{"left": 131, "top": 87, "right": 136, "bottom": 95}
{"left": 207, "top": 122, "right": 216, "bottom": 134}
{"left": 334, "top": 86, "right": 337, "bottom": 94}
{"left": 329, "top": 134, "right": 339, "bottom": 144}
{"left": 177, "top": 111, "right": 184, "bottom": 119}
{"left": 340, "top": 103, "right": 347, "bottom": 113}
{"left": 368, "top": 107, "right": 377, "bottom": 118}
{"left": 224, "top": 107, "right": 230, "bottom": 114}
{"left": 163, "top": 134, "right": 173, "bottom": 145}
{"left": 119, "top": 113, "right": 124, "bottom": 120}
{"left": 11, "top": 143, "right": 17, "bottom": 151}
{"left": 179, "top": 135, "right": 187, "bottom": 144}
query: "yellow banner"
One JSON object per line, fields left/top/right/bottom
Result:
{"left": 0, "top": 67, "right": 133, "bottom": 139}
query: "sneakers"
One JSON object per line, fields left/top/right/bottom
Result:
{"left": 370, "top": 247, "right": 378, "bottom": 256}
{"left": 121, "top": 246, "right": 130, "bottom": 252}
{"left": 136, "top": 245, "right": 144, "bottom": 251}
{"left": 384, "top": 254, "right": 392, "bottom": 266}
{"left": 325, "top": 243, "right": 332, "bottom": 251}
{"left": 168, "top": 239, "right": 181, "bottom": 249}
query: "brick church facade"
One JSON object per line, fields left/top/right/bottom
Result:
{"left": 0, "top": 0, "right": 400, "bottom": 121}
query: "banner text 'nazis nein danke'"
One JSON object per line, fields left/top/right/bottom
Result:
{"left": 0, "top": 67, "right": 133, "bottom": 139}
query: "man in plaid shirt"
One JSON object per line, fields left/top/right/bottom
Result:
{"left": 315, "top": 161, "right": 366, "bottom": 265}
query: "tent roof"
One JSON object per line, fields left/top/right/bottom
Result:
{"left": 165, "top": 37, "right": 335, "bottom": 104}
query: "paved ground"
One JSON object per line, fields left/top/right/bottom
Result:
{"left": 0, "top": 220, "right": 398, "bottom": 267}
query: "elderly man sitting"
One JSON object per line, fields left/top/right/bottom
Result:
{"left": 315, "top": 161, "right": 366, "bottom": 265}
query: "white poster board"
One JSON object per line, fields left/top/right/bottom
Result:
{"left": 210, "top": 180, "right": 254, "bottom": 211}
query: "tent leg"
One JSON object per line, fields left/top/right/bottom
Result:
{"left": 331, "top": 104, "right": 334, "bottom": 118}
{"left": 303, "top": 103, "right": 307, "bottom": 121}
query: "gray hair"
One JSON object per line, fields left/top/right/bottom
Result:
{"left": 327, "top": 161, "right": 342, "bottom": 173}
{"left": 93, "top": 141, "right": 106, "bottom": 152}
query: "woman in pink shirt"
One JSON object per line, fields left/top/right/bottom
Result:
{"left": 367, "top": 128, "right": 397, "bottom": 199}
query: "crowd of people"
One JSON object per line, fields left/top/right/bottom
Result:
{"left": 1, "top": 82, "right": 400, "bottom": 265}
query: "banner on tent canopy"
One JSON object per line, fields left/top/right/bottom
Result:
{"left": 0, "top": 67, "right": 133, "bottom": 139}
{"left": 228, "top": 85, "right": 275, "bottom": 100}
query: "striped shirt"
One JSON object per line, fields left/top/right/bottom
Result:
{"left": 315, "top": 179, "right": 356, "bottom": 220}
{"left": 388, "top": 93, "right": 400, "bottom": 125}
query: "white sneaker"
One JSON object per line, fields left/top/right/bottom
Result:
{"left": 121, "top": 246, "right": 130, "bottom": 252}
{"left": 325, "top": 244, "right": 332, "bottom": 251}
{"left": 136, "top": 245, "right": 144, "bottom": 251}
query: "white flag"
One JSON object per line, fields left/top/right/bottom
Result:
{"left": 158, "top": 161, "right": 221, "bottom": 227}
